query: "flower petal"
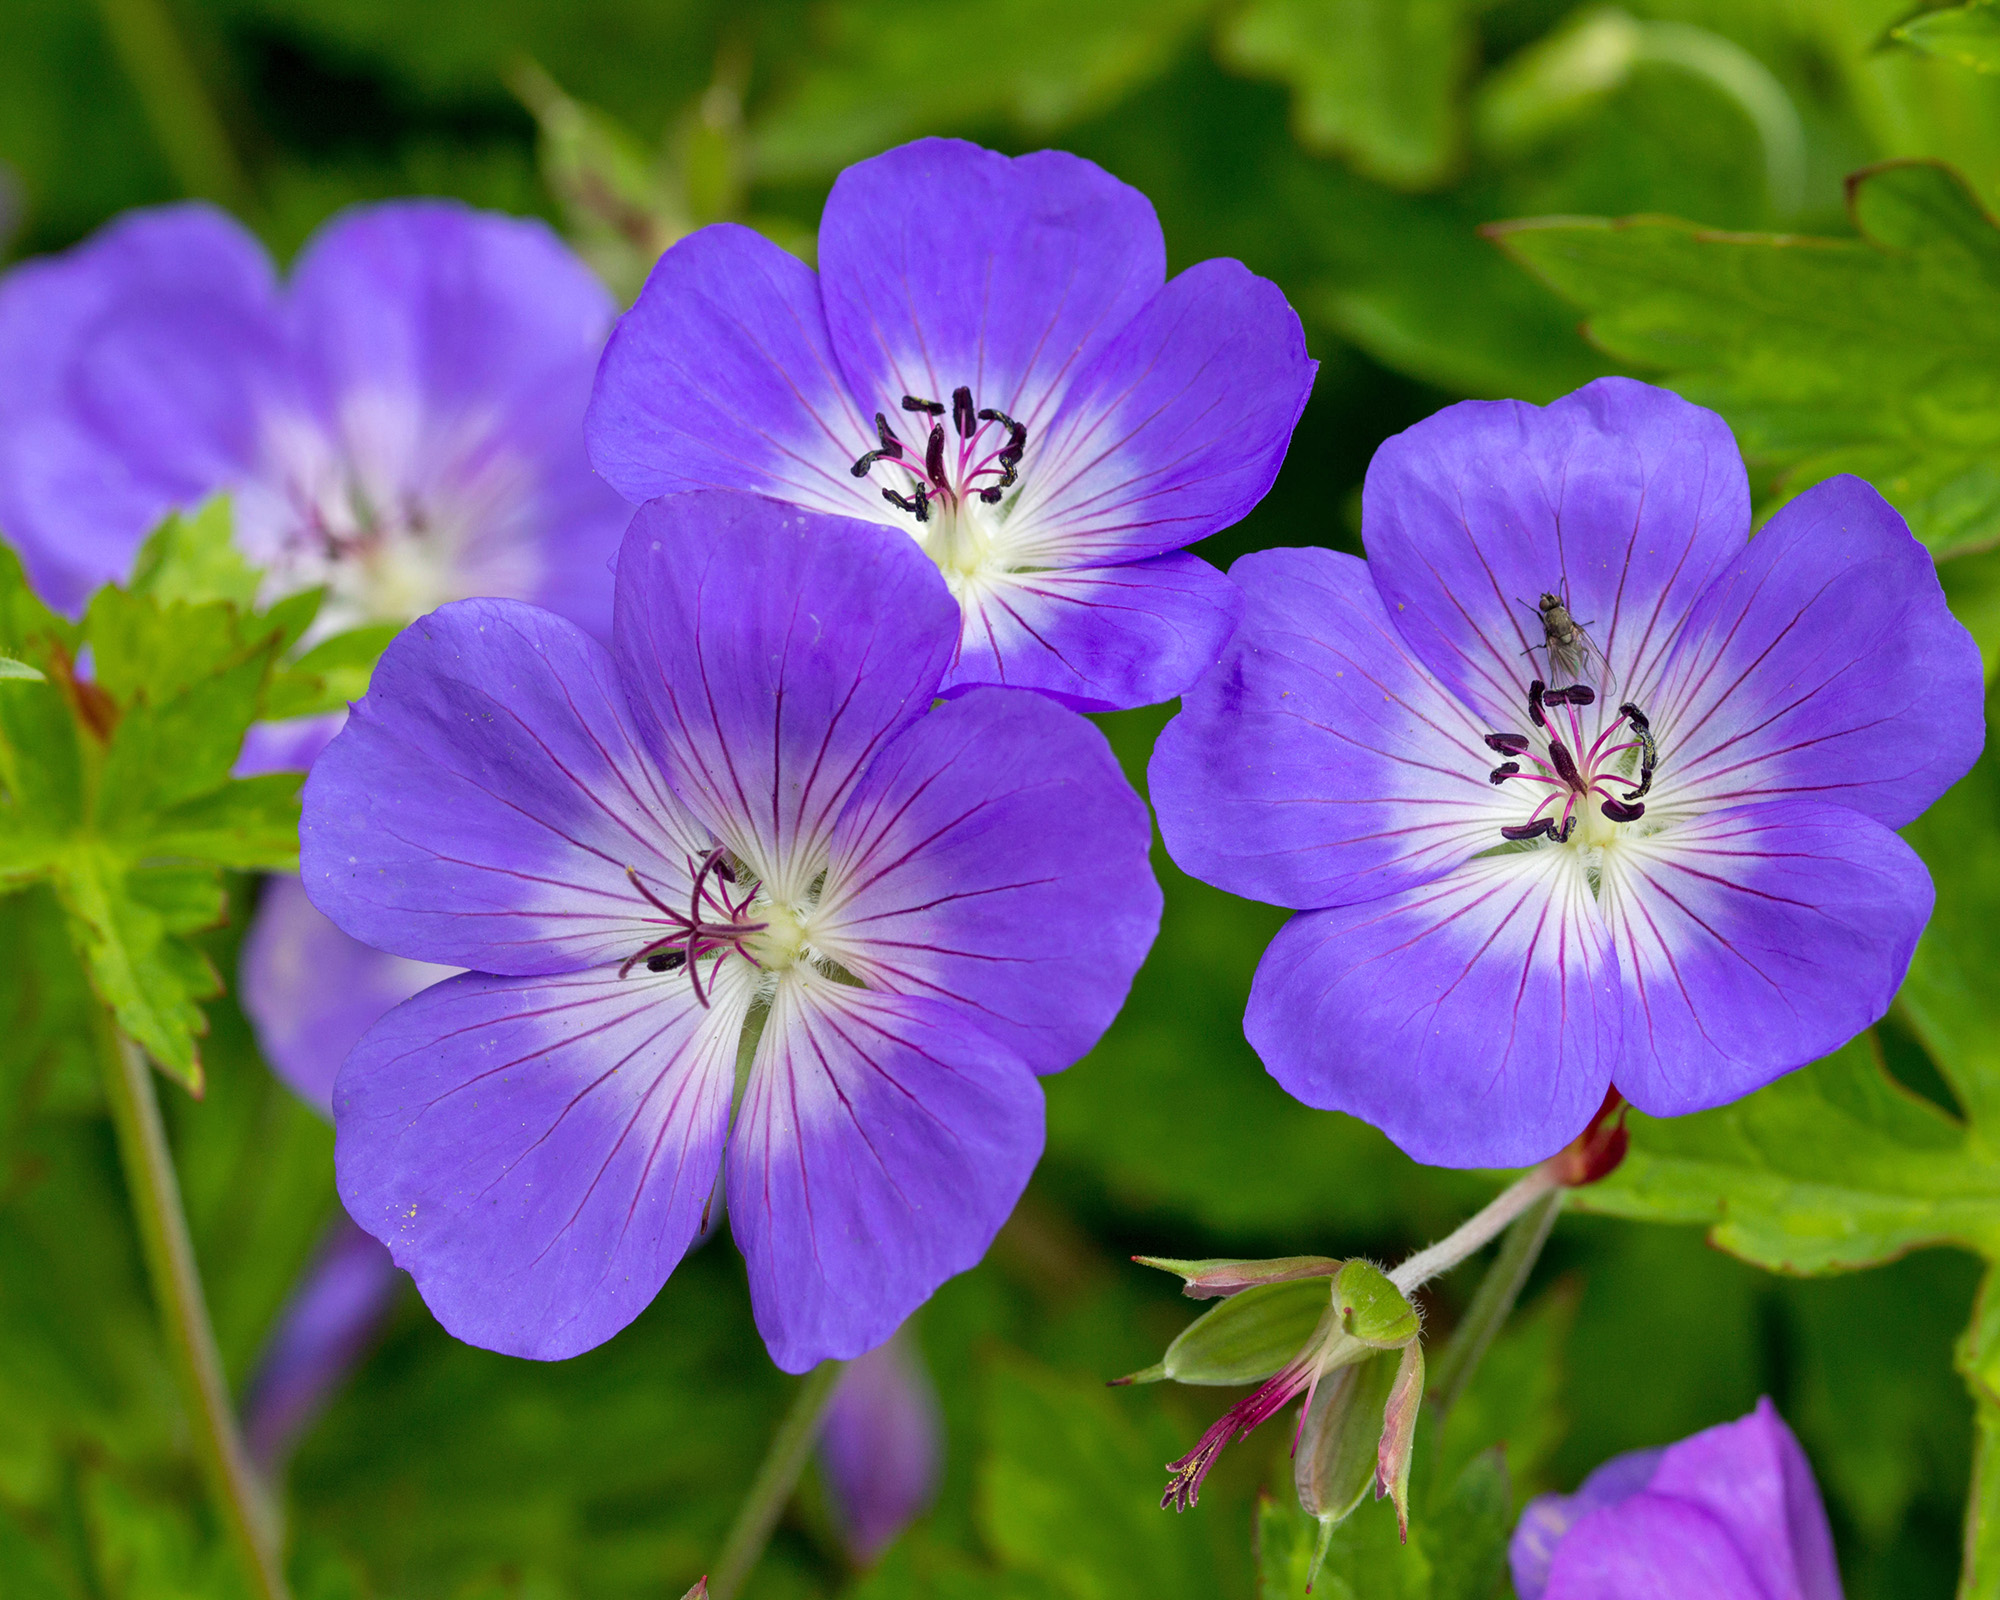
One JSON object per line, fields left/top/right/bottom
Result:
{"left": 944, "top": 551, "right": 1244, "bottom": 711}
{"left": 1544, "top": 1494, "right": 1767, "bottom": 1600}
{"left": 1363, "top": 378, "right": 1749, "bottom": 727}
{"left": 813, "top": 686, "right": 1161, "bottom": 1075}
{"left": 817, "top": 138, "right": 1164, "bottom": 438}
{"left": 1646, "top": 1398, "right": 1841, "bottom": 1600}
{"left": 0, "top": 204, "right": 281, "bottom": 612}
{"left": 729, "top": 972, "right": 1042, "bottom": 1372}
{"left": 1510, "top": 1448, "right": 1667, "bottom": 1600}
{"left": 612, "top": 491, "right": 958, "bottom": 900}
{"left": 996, "top": 259, "right": 1314, "bottom": 570}
{"left": 1647, "top": 475, "right": 1983, "bottom": 829}
{"left": 302, "top": 598, "right": 709, "bottom": 973}
{"left": 240, "top": 874, "right": 457, "bottom": 1116}
{"left": 586, "top": 223, "right": 880, "bottom": 521}
{"left": 334, "top": 961, "right": 751, "bottom": 1360}
{"left": 1597, "top": 798, "right": 1933, "bottom": 1120}
{"left": 1246, "top": 847, "right": 1621, "bottom": 1168}
{"left": 1152, "top": 547, "right": 1521, "bottom": 912}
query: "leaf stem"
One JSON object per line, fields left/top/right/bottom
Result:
{"left": 1426, "top": 1187, "right": 1564, "bottom": 1421}
{"left": 707, "top": 1359, "right": 845, "bottom": 1600}
{"left": 1390, "top": 1165, "right": 1562, "bottom": 1297}
{"left": 96, "top": 1017, "right": 290, "bottom": 1600}
{"left": 90, "top": 0, "right": 255, "bottom": 211}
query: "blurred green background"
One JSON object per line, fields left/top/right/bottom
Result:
{"left": 6, "top": 0, "right": 2000, "bottom": 1595}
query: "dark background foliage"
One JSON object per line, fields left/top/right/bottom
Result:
{"left": 3, "top": 1, "right": 1996, "bottom": 1595}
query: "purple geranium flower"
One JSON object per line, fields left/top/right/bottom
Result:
{"left": 585, "top": 137, "right": 1316, "bottom": 713}
{"left": 301, "top": 489, "right": 1161, "bottom": 1369}
{"left": 1511, "top": 1398, "right": 1843, "bottom": 1599}
{"left": 1150, "top": 379, "right": 1982, "bottom": 1167}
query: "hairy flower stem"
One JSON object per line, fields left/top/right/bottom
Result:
{"left": 709, "top": 1359, "right": 847, "bottom": 1600}
{"left": 96, "top": 1019, "right": 290, "bottom": 1600}
{"left": 1426, "top": 1188, "right": 1565, "bottom": 1422}
{"left": 1389, "top": 1164, "right": 1564, "bottom": 1297}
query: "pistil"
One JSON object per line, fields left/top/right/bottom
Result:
{"left": 621, "top": 849, "right": 769, "bottom": 1005}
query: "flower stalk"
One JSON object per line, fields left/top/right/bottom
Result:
{"left": 708, "top": 1358, "right": 846, "bottom": 1600}
{"left": 95, "top": 1016, "right": 290, "bottom": 1600}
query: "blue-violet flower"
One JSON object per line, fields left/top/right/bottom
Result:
{"left": 301, "top": 489, "right": 1162, "bottom": 1369}
{"left": 585, "top": 137, "right": 1316, "bottom": 712}
{"left": 1150, "top": 379, "right": 1981, "bottom": 1166}
{"left": 1510, "top": 1398, "right": 1842, "bottom": 1599}
{"left": 819, "top": 1327, "right": 944, "bottom": 1564}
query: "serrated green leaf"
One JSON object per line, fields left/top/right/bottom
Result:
{"left": 262, "top": 622, "right": 398, "bottom": 722}
{"left": 135, "top": 777, "right": 301, "bottom": 873}
{"left": 50, "top": 849, "right": 220, "bottom": 1094}
{"left": 126, "top": 496, "right": 261, "bottom": 611}
{"left": 1490, "top": 159, "right": 2000, "bottom": 557}
{"left": 1217, "top": 0, "right": 1468, "bottom": 189}
{"left": 85, "top": 588, "right": 265, "bottom": 708}
{"left": 0, "top": 544, "right": 77, "bottom": 659}
{"left": 1572, "top": 1034, "right": 1995, "bottom": 1270}
{"left": 1895, "top": 2, "right": 2000, "bottom": 75}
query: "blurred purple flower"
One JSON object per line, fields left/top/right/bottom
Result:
{"left": 0, "top": 197, "right": 627, "bottom": 635}
{"left": 1151, "top": 378, "right": 1981, "bottom": 1168}
{"left": 1512, "top": 1398, "right": 1843, "bottom": 1599}
{"left": 820, "top": 1330, "right": 943, "bottom": 1564}
{"left": 241, "top": 1216, "right": 402, "bottom": 1474}
{"left": 301, "top": 489, "right": 1161, "bottom": 1370}
{"left": 587, "top": 137, "right": 1316, "bottom": 712}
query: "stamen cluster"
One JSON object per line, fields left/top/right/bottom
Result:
{"left": 850, "top": 387, "right": 1028, "bottom": 524}
{"left": 620, "top": 847, "right": 768, "bottom": 1004}
{"left": 1483, "top": 680, "right": 1657, "bottom": 845}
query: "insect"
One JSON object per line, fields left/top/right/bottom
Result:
{"left": 1518, "top": 584, "right": 1605, "bottom": 691}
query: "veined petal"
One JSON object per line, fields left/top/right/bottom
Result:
{"left": 1544, "top": 1495, "right": 1767, "bottom": 1599}
{"left": 1246, "top": 846, "right": 1621, "bottom": 1168}
{"left": 813, "top": 686, "right": 1160, "bottom": 1075}
{"left": 239, "top": 874, "right": 457, "bottom": 1117}
{"left": 729, "top": 972, "right": 1043, "bottom": 1373}
{"left": 302, "top": 599, "right": 709, "bottom": 974}
{"left": 1646, "top": 475, "right": 1983, "bottom": 829}
{"left": 1152, "top": 547, "right": 1521, "bottom": 911}
{"left": 586, "top": 224, "right": 881, "bottom": 521}
{"left": 942, "top": 552, "right": 1243, "bottom": 712}
{"left": 1596, "top": 799, "right": 1932, "bottom": 1118}
{"left": 612, "top": 492, "right": 958, "bottom": 900}
{"left": 1363, "top": 378, "right": 1748, "bottom": 727}
{"left": 334, "top": 960, "right": 751, "bottom": 1361}
{"left": 996, "top": 260, "right": 1313, "bottom": 570}
{"left": 818, "top": 139, "right": 1164, "bottom": 438}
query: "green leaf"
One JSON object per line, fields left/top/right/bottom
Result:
{"left": 980, "top": 1350, "right": 1209, "bottom": 1600}
{"left": 262, "top": 622, "right": 399, "bottom": 723}
{"left": 138, "top": 777, "right": 302, "bottom": 874}
{"left": 1490, "top": 159, "right": 2000, "bottom": 558}
{"left": 1123, "top": 1279, "right": 1335, "bottom": 1387}
{"left": 125, "top": 496, "right": 261, "bottom": 611}
{"left": 750, "top": 0, "right": 1209, "bottom": 181}
{"left": 1216, "top": 0, "right": 1469, "bottom": 189}
{"left": 1895, "top": 2, "right": 2000, "bottom": 75}
{"left": 50, "top": 849, "right": 221, "bottom": 1094}
{"left": 0, "top": 656, "right": 42, "bottom": 682}
{"left": 1424, "top": 1448, "right": 1509, "bottom": 1600}
{"left": 0, "top": 543, "right": 77, "bottom": 660}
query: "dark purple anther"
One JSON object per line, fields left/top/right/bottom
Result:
{"left": 883, "top": 485, "right": 931, "bottom": 523}
{"left": 926, "top": 425, "right": 947, "bottom": 487}
{"left": 1562, "top": 684, "right": 1597, "bottom": 706}
{"left": 902, "top": 394, "right": 945, "bottom": 416}
{"left": 874, "top": 413, "right": 905, "bottom": 457}
{"left": 1484, "top": 733, "right": 1531, "bottom": 755}
{"left": 1528, "top": 679, "right": 1548, "bottom": 728}
{"left": 1617, "top": 701, "right": 1649, "bottom": 732}
{"left": 1489, "top": 762, "right": 1521, "bottom": 785}
{"left": 952, "top": 386, "right": 976, "bottom": 438}
{"left": 1600, "top": 799, "right": 1646, "bottom": 823}
{"left": 1547, "top": 737, "right": 1585, "bottom": 792}
{"left": 1502, "top": 819, "right": 1558, "bottom": 842}
{"left": 1555, "top": 816, "right": 1576, "bottom": 843}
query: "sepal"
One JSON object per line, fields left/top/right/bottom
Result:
{"left": 1134, "top": 1253, "right": 1342, "bottom": 1300}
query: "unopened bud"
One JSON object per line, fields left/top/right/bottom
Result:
{"left": 1115, "top": 1278, "right": 1336, "bottom": 1387}
{"left": 1134, "top": 1254, "right": 1342, "bottom": 1300}
{"left": 1295, "top": 1351, "right": 1401, "bottom": 1586}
